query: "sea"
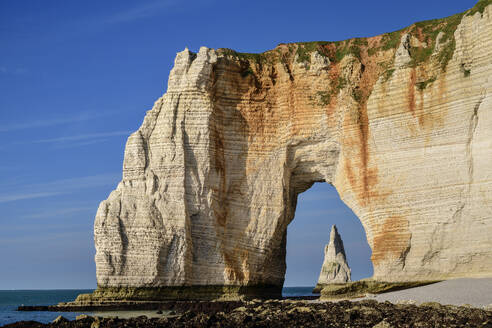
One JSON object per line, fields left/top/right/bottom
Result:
{"left": 0, "top": 287, "right": 318, "bottom": 326}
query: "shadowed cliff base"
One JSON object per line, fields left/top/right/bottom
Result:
{"left": 74, "top": 282, "right": 435, "bottom": 303}
{"left": 57, "top": 281, "right": 440, "bottom": 310}
{"left": 17, "top": 281, "right": 441, "bottom": 312}
{"left": 71, "top": 285, "right": 282, "bottom": 304}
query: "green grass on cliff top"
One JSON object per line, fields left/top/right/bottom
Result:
{"left": 467, "top": 0, "right": 492, "bottom": 16}
{"left": 218, "top": 0, "right": 489, "bottom": 71}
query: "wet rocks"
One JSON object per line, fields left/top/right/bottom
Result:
{"left": 5, "top": 300, "right": 492, "bottom": 328}
{"left": 51, "top": 316, "right": 68, "bottom": 324}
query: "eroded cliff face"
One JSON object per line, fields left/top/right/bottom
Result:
{"left": 94, "top": 1, "right": 492, "bottom": 296}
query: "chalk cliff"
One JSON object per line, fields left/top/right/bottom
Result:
{"left": 91, "top": 1, "right": 492, "bottom": 300}
{"left": 316, "top": 225, "right": 351, "bottom": 289}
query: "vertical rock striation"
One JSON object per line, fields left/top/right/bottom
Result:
{"left": 90, "top": 1, "right": 492, "bottom": 301}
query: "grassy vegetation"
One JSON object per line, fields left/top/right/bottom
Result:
{"left": 310, "top": 73, "right": 354, "bottom": 108}
{"left": 337, "top": 77, "right": 348, "bottom": 90}
{"left": 295, "top": 41, "right": 329, "bottom": 63}
{"left": 353, "top": 38, "right": 369, "bottom": 46}
{"left": 352, "top": 88, "right": 363, "bottom": 103}
{"left": 407, "top": 12, "right": 464, "bottom": 71}
{"left": 316, "top": 91, "right": 331, "bottom": 106}
{"left": 218, "top": 0, "right": 483, "bottom": 82}
{"left": 437, "top": 13, "right": 465, "bottom": 71}
{"left": 383, "top": 68, "right": 396, "bottom": 82}
{"left": 437, "top": 40, "right": 456, "bottom": 71}
{"left": 367, "top": 47, "right": 378, "bottom": 57}
{"left": 381, "top": 30, "right": 403, "bottom": 51}
{"left": 367, "top": 30, "right": 402, "bottom": 57}
{"left": 409, "top": 46, "right": 434, "bottom": 67}
{"left": 416, "top": 76, "right": 437, "bottom": 90}
{"left": 365, "top": 5, "right": 467, "bottom": 72}
{"left": 296, "top": 50, "right": 311, "bottom": 63}
{"left": 467, "top": 0, "right": 492, "bottom": 16}
{"left": 407, "top": 20, "right": 438, "bottom": 66}
{"left": 219, "top": 48, "right": 273, "bottom": 65}
{"left": 241, "top": 67, "right": 254, "bottom": 78}
{"left": 292, "top": 39, "right": 368, "bottom": 64}
{"left": 367, "top": 9, "right": 466, "bottom": 73}
{"left": 304, "top": 2, "right": 473, "bottom": 68}
{"left": 334, "top": 41, "right": 362, "bottom": 62}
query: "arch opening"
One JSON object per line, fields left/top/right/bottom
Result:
{"left": 283, "top": 182, "right": 373, "bottom": 292}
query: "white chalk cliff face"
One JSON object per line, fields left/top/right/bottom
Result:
{"left": 317, "top": 225, "right": 351, "bottom": 285}
{"left": 94, "top": 2, "right": 492, "bottom": 295}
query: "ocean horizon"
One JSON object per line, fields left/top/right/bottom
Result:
{"left": 0, "top": 287, "right": 319, "bottom": 326}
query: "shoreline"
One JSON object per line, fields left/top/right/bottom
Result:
{"left": 5, "top": 298, "right": 492, "bottom": 328}
{"left": 16, "top": 278, "right": 492, "bottom": 312}
{"left": 7, "top": 278, "right": 492, "bottom": 327}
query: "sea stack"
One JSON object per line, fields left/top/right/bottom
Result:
{"left": 314, "top": 225, "right": 351, "bottom": 292}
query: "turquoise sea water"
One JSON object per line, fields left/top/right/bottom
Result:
{"left": 0, "top": 287, "right": 317, "bottom": 326}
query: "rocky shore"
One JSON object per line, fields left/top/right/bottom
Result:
{"left": 5, "top": 299, "right": 492, "bottom": 328}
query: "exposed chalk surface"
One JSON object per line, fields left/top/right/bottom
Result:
{"left": 364, "top": 278, "right": 492, "bottom": 308}
{"left": 93, "top": 1, "right": 492, "bottom": 293}
{"left": 316, "top": 225, "right": 351, "bottom": 285}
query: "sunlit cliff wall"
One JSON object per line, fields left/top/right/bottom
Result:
{"left": 93, "top": 1, "right": 492, "bottom": 296}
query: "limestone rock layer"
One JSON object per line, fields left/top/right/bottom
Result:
{"left": 317, "top": 225, "right": 351, "bottom": 285}
{"left": 94, "top": 1, "right": 492, "bottom": 293}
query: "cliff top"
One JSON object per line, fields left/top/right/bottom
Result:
{"left": 216, "top": 0, "right": 491, "bottom": 74}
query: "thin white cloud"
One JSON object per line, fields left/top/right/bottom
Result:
{"left": 0, "top": 192, "right": 62, "bottom": 204}
{"left": 53, "top": 138, "right": 111, "bottom": 149}
{"left": 0, "top": 173, "right": 120, "bottom": 204}
{"left": 0, "top": 112, "right": 105, "bottom": 133}
{"left": 0, "top": 231, "right": 89, "bottom": 244}
{"left": 0, "top": 66, "right": 28, "bottom": 76}
{"left": 102, "top": 0, "right": 179, "bottom": 25}
{"left": 29, "top": 173, "right": 121, "bottom": 191}
{"left": 34, "top": 131, "right": 131, "bottom": 144}
{"left": 23, "top": 206, "right": 95, "bottom": 219}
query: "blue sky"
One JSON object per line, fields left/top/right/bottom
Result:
{"left": 0, "top": 0, "right": 478, "bottom": 289}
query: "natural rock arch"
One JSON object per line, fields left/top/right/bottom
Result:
{"left": 88, "top": 3, "right": 492, "bottom": 301}
{"left": 284, "top": 182, "right": 373, "bottom": 288}
{"left": 284, "top": 179, "right": 373, "bottom": 287}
